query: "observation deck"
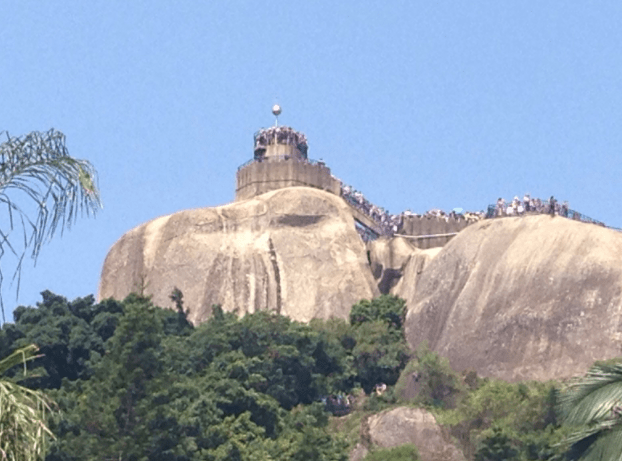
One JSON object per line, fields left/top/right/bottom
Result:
{"left": 236, "top": 125, "right": 340, "bottom": 201}
{"left": 253, "top": 126, "right": 308, "bottom": 161}
{"left": 236, "top": 114, "right": 386, "bottom": 241}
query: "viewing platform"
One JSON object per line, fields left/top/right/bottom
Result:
{"left": 235, "top": 154, "right": 341, "bottom": 202}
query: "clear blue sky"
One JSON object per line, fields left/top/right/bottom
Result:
{"left": 2, "top": 1, "right": 621, "bottom": 320}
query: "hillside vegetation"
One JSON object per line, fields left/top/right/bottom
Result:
{"left": 0, "top": 292, "right": 607, "bottom": 460}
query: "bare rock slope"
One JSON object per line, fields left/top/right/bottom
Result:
{"left": 403, "top": 215, "right": 622, "bottom": 382}
{"left": 354, "top": 407, "right": 465, "bottom": 461}
{"left": 99, "top": 187, "right": 378, "bottom": 324}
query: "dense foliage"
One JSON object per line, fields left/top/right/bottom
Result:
{"left": 3, "top": 291, "right": 613, "bottom": 460}
{"left": 401, "top": 346, "right": 568, "bottom": 461}
{"left": 0, "top": 293, "right": 409, "bottom": 460}
{"left": 346, "top": 296, "right": 410, "bottom": 393}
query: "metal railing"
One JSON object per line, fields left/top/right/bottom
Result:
{"left": 354, "top": 219, "right": 381, "bottom": 242}
{"left": 394, "top": 232, "right": 460, "bottom": 240}
{"left": 486, "top": 201, "right": 619, "bottom": 230}
{"left": 237, "top": 156, "right": 326, "bottom": 171}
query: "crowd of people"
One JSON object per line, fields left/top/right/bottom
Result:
{"left": 321, "top": 394, "right": 354, "bottom": 416}
{"left": 491, "top": 194, "right": 570, "bottom": 218}
{"left": 489, "top": 194, "right": 608, "bottom": 226}
{"left": 340, "top": 183, "right": 486, "bottom": 236}
{"left": 341, "top": 184, "right": 611, "bottom": 240}
{"left": 403, "top": 208, "right": 486, "bottom": 224}
{"left": 341, "top": 184, "right": 402, "bottom": 235}
{"left": 253, "top": 126, "right": 308, "bottom": 158}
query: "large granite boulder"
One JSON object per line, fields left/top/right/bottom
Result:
{"left": 403, "top": 215, "right": 622, "bottom": 382}
{"left": 99, "top": 187, "right": 378, "bottom": 324}
{"left": 354, "top": 407, "right": 465, "bottom": 461}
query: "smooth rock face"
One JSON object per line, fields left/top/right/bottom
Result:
{"left": 404, "top": 215, "right": 622, "bottom": 382}
{"left": 99, "top": 187, "right": 378, "bottom": 324}
{"left": 365, "top": 407, "right": 465, "bottom": 461}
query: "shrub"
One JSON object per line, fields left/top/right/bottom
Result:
{"left": 364, "top": 443, "right": 420, "bottom": 461}
{"left": 402, "top": 343, "right": 465, "bottom": 409}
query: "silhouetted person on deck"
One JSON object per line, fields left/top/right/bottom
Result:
{"left": 561, "top": 201, "right": 569, "bottom": 217}
{"left": 549, "top": 196, "right": 557, "bottom": 216}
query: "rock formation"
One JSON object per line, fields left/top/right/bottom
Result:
{"left": 100, "top": 170, "right": 622, "bottom": 382}
{"left": 390, "top": 246, "right": 441, "bottom": 304}
{"left": 351, "top": 407, "right": 465, "bottom": 461}
{"left": 368, "top": 236, "right": 441, "bottom": 296}
{"left": 99, "top": 187, "right": 378, "bottom": 324}
{"left": 402, "top": 215, "right": 622, "bottom": 382}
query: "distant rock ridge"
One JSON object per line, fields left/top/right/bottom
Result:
{"left": 99, "top": 187, "right": 378, "bottom": 324}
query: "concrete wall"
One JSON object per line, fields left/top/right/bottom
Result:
{"left": 263, "top": 143, "right": 305, "bottom": 160}
{"left": 398, "top": 216, "right": 472, "bottom": 249}
{"left": 235, "top": 159, "right": 341, "bottom": 202}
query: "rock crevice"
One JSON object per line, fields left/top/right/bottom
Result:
{"left": 268, "top": 237, "right": 282, "bottom": 315}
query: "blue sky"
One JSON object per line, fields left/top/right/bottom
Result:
{"left": 1, "top": 1, "right": 621, "bottom": 320}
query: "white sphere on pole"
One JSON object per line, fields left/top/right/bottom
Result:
{"left": 272, "top": 104, "right": 282, "bottom": 117}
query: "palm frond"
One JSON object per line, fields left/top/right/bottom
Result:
{"left": 558, "top": 363, "right": 622, "bottom": 425}
{"left": 0, "top": 345, "right": 55, "bottom": 461}
{"left": 557, "top": 363, "right": 622, "bottom": 460}
{"left": 565, "top": 424, "right": 622, "bottom": 461}
{"left": 0, "top": 344, "right": 39, "bottom": 376}
{"left": 0, "top": 129, "right": 102, "bottom": 322}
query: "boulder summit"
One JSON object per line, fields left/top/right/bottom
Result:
{"left": 402, "top": 215, "right": 622, "bottom": 381}
{"left": 99, "top": 187, "right": 378, "bottom": 324}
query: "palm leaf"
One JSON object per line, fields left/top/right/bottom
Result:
{"left": 565, "top": 424, "right": 622, "bottom": 461}
{"left": 557, "top": 363, "right": 622, "bottom": 460}
{"left": 0, "top": 129, "right": 102, "bottom": 322}
{"left": 558, "top": 363, "right": 622, "bottom": 425}
{"left": 0, "top": 345, "right": 55, "bottom": 461}
{"left": 0, "top": 344, "right": 40, "bottom": 376}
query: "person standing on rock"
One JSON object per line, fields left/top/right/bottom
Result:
{"left": 549, "top": 196, "right": 557, "bottom": 216}
{"left": 512, "top": 196, "right": 520, "bottom": 215}
{"left": 496, "top": 198, "right": 505, "bottom": 217}
{"left": 561, "top": 201, "right": 569, "bottom": 217}
{"left": 523, "top": 193, "right": 530, "bottom": 212}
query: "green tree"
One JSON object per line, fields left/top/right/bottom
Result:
{"left": 49, "top": 295, "right": 170, "bottom": 460}
{"left": 406, "top": 343, "right": 465, "bottom": 409}
{"left": 349, "top": 295, "right": 410, "bottom": 393}
{"left": 1, "top": 292, "right": 125, "bottom": 389}
{"left": 0, "top": 344, "right": 55, "bottom": 461}
{"left": 558, "top": 362, "right": 622, "bottom": 460}
{"left": 0, "top": 129, "right": 101, "bottom": 321}
{"left": 474, "top": 425, "right": 519, "bottom": 461}
{"left": 349, "top": 295, "right": 406, "bottom": 331}
{"left": 47, "top": 300, "right": 348, "bottom": 460}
